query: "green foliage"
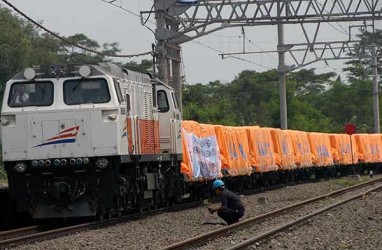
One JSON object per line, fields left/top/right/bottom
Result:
{"left": 0, "top": 165, "right": 6, "bottom": 181}
{"left": 123, "top": 59, "right": 153, "bottom": 74}
{"left": 340, "top": 29, "right": 382, "bottom": 132}
{"left": 183, "top": 69, "right": 338, "bottom": 131}
{"left": 331, "top": 176, "right": 368, "bottom": 187}
{"left": 344, "top": 29, "right": 382, "bottom": 82}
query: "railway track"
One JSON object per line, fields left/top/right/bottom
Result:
{"left": 0, "top": 201, "right": 203, "bottom": 249}
{"left": 0, "top": 225, "right": 40, "bottom": 241}
{"left": 0, "top": 177, "right": 308, "bottom": 233}
{"left": 161, "top": 176, "right": 382, "bottom": 250}
{"left": 0, "top": 180, "right": 304, "bottom": 248}
{"left": 0, "top": 176, "right": 379, "bottom": 249}
{"left": 0, "top": 179, "right": 293, "bottom": 246}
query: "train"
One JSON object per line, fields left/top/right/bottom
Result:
{"left": 1, "top": 62, "right": 381, "bottom": 219}
{"left": 2, "top": 63, "right": 183, "bottom": 219}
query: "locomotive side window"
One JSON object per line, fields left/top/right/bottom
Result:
{"left": 152, "top": 85, "right": 157, "bottom": 108}
{"left": 157, "top": 90, "right": 169, "bottom": 112}
{"left": 171, "top": 92, "right": 180, "bottom": 110}
{"left": 8, "top": 81, "right": 54, "bottom": 107}
{"left": 113, "top": 79, "right": 124, "bottom": 103}
{"left": 125, "top": 94, "right": 131, "bottom": 112}
{"left": 64, "top": 78, "right": 110, "bottom": 105}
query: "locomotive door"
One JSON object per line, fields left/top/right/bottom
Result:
{"left": 157, "top": 87, "right": 181, "bottom": 154}
{"left": 170, "top": 91, "right": 182, "bottom": 154}
{"left": 125, "top": 92, "right": 135, "bottom": 155}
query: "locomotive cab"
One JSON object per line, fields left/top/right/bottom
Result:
{"left": 155, "top": 82, "right": 182, "bottom": 154}
{"left": 1, "top": 63, "right": 183, "bottom": 219}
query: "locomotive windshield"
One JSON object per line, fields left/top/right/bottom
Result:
{"left": 63, "top": 78, "right": 110, "bottom": 105}
{"left": 8, "top": 81, "right": 54, "bottom": 107}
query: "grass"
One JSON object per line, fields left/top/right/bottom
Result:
{"left": 331, "top": 175, "right": 369, "bottom": 188}
{"left": 0, "top": 164, "right": 7, "bottom": 186}
{"left": 0, "top": 178, "right": 7, "bottom": 186}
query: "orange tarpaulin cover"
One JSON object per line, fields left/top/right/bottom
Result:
{"left": 369, "top": 134, "right": 382, "bottom": 163}
{"left": 329, "top": 134, "right": 353, "bottom": 165}
{"left": 214, "top": 125, "right": 252, "bottom": 176}
{"left": 270, "top": 129, "right": 296, "bottom": 170}
{"left": 246, "top": 127, "right": 278, "bottom": 172}
{"left": 350, "top": 134, "right": 359, "bottom": 164}
{"left": 353, "top": 134, "right": 382, "bottom": 163}
{"left": 353, "top": 134, "right": 370, "bottom": 163}
{"left": 308, "top": 132, "right": 333, "bottom": 166}
{"left": 182, "top": 120, "right": 382, "bottom": 180}
{"left": 289, "top": 130, "right": 312, "bottom": 168}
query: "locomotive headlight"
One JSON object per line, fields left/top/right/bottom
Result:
{"left": 31, "top": 160, "right": 38, "bottom": 167}
{"left": 38, "top": 160, "right": 45, "bottom": 167}
{"left": 79, "top": 65, "right": 91, "bottom": 77}
{"left": 76, "top": 158, "right": 83, "bottom": 165}
{"left": 14, "top": 162, "right": 27, "bottom": 173}
{"left": 69, "top": 158, "right": 76, "bottom": 165}
{"left": 95, "top": 158, "right": 108, "bottom": 169}
{"left": 82, "top": 158, "right": 89, "bottom": 165}
{"left": 54, "top": 159, "right": 61, "bottom": 166}
{"left": 23, "top": 68, "right": 36, "bottom": 80}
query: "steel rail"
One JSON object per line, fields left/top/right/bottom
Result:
{"left": 161, "top": 176, "right": 382, "bottom": 250}
{"left": 0, "top": 201, "right": 202, "bottom": 248}
{"left": 227, "top": 185, "right": 382, "bottom": 250}
{"left": 0, "top": 225, "right": 39, "bottom": 240}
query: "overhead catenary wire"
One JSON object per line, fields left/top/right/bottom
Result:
{"left": 192, "top": 39, "right": 272, "bottom": 70}
{"left": 99, "top": 0, "right": 272, "bottom": 71}
{"left": 99, "top": 0, "right": 141, "bottom": 19}
{"left": 97, "top": 0, "right": 156, "bottom": 34}
{"left": 245, "top": 37, "right": 278, "bottom": 62}
{"left": 315, "top": 0, "right": 350, "bottom": 36}
{"left": 1, "top": 0, "right": 152, "bottom": 58}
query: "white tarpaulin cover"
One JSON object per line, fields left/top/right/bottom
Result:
{"left": 183, "top": 129, "right": 221, "bottom": 179}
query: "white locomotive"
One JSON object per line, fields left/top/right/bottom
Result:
{"left": 1, "top": 63, "right": 183, "bottom": 219}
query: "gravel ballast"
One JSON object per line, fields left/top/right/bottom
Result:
{"left": 256, "top": 188, "right": 382, "bottom": 250}
{"left": 13, "top": 176, "right": 381, "bottom": 250}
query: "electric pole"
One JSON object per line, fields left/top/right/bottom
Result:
{"left": 153, "top": 0, "right": 183, "bottom": 104}
{"left": 277, "top": 0, "right": 287, "bottom": 129}
{"left": 372, "top": 44, "right": 380, "bottom": 133}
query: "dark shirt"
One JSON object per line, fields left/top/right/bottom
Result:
{"left": 220, "top": 188, "right": 244, "bottom": 210}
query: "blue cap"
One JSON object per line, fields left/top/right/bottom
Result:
{"left": 212, "top": 180, "right": 225, "bottom": 190}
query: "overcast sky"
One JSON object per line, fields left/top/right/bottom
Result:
{"left": 3, "top": 0, "right": 381, "bottom": 84}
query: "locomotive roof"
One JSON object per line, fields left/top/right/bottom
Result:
{"left": 10, "top": 62, "right": 173, "bottom": 89}
{"left": 10, "top": 63, "right": 149, "bottom": 82}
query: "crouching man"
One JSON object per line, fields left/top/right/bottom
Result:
{"left": 208, "top": 180, "right": 245, "bottom": 225}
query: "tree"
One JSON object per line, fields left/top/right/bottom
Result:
{"left": 340, "top": 29, "right": 382, "bottom": 132}
{"left": 344, "top": 29, "right": 382, "bottom": 82}
{"left": 123, "top": 59, "right": 153, "bottom": 74}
